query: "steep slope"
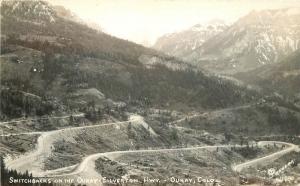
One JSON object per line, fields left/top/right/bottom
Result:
{"left": 235, "top": 50, "right": 300, "bottom": 104}
{"left": 153, "top": 19, "right": 228, "bottom": 58}
{"left": 0, "top": 0, "right": 260, "bottom": 119}
{"left": 0, "top": 0, "right": 164, "bottom": 65}
{"left": 185, "top": 8, "right": 300, "bottom": 74}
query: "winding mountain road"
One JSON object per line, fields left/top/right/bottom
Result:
{"left": 42, "top": 140, "right": 299, "bottom": 186}
{"left": 44, "top": 141, "right": 299, "bottom": 180}
{"left": 232, "top": 141, "right": 299, "bottom": 172}
{"left": 3, "top": 115, "right": 143, "bottom": 176}
{"left": 2, "top": 110, "right": 299, "bottom": 186}
{"left": 45, "top": 145, "right": 236, "bottom": 177}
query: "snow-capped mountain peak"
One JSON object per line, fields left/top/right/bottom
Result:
{"left": 153, "top": 19, "right": 228, "bottom": 57}
{"left": 190, "top": 20, "right": 227, "bottom": 32}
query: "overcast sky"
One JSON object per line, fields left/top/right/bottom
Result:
{"left": 48, "top": 0, "right": 300, "bottom": 46}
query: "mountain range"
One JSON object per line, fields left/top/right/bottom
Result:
{"left": 1, "top": 1, "right": 300, "bottom": 185}
{"left": 0, "top": 0, "right": 259, "bottom": 119}
{"left": 154, "top": 19, "right": 228, "bottom": 58}
{"left": 155, "top": 8, "right": 300, "bottom": 74}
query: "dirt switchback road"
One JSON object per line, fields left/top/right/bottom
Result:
{"left": 45, "top": 141, "right": 299, "bottom": 186}
{"left": 232, "top": 141, "right": 299, "bottom": 172}
{"left": 4, "top": 116, "right": 142, "bottom": 177}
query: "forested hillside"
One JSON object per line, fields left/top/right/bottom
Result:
{"left": 235, "top": 50, "right": 300, "bottom": 102}
{"left": 0, "top": 0, "right": 259, "bottom": 120}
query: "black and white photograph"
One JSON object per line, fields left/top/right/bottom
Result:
{"left": 0, "top": 0, "right": 300, "bottom": 185}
